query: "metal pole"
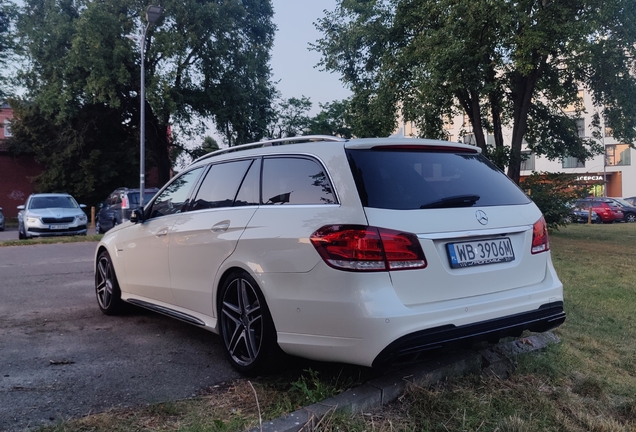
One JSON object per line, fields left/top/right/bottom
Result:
{"left": 140, "top": 22, "right": 150, "bottom": 209}
{"left": 138, "top": 5, "right": 162, "bottom": 209}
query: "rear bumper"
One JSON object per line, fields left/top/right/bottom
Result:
{"left": 372, "top": 301, "right": 565, "bottom": 368}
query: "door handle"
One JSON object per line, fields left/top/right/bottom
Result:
{"left": 156, "top": 228, "right": 169, "bottom": 237}
{"left": 211, "top": 221, "right": 230, "bottom": 232}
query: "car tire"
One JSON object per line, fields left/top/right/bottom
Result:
{"left": 218, "top": 271, "right": 282, "bottom": 376}
{"left": 95, "top": 250, "right": 124, "bottom": 315}
{"left": 625, "top": 213, "right": 636, "bottom": 223}
{"left": 18, "top": 224, "right": 25, "bottom": 240}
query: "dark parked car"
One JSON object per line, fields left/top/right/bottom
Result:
{"left": 96, "top": 188, "right": 159, "bottom": 233}
{"left": 604, "top": 198, "right": 636, "bottom": 223}
{"left": 574, "top": 198, "right": 624, "bottom": 223}
{"left": 623, "top": 196, "right": 636, "bottom": 207}
{"left": 0, "top": 207, "right": 4, "bottom": 231}
{"left": 569, "top": 207, "right": 601, "bottom": 224}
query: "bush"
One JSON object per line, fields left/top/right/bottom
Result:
{"left": 520, "top": 172, "right": 588, "bottom": 229}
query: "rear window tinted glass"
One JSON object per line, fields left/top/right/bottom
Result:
{"left": 346, "top": 149, "right": 530, "bottom": 210}
{"left": 262, "top": 157, "right": 336, "bottom": 205}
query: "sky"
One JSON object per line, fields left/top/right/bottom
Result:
{"left": 269, "top": 0, "right": 351, "bottom": 113}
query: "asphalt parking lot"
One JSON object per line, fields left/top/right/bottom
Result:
{"left": 0, "top": 240, "right": 240, "bottom": 431}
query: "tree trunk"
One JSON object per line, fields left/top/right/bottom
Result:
{"left": 145, "top": 104, "right": 172, "bottom": 187}
{"left": 507, "top": 59, "right": 545, "bottom": 184}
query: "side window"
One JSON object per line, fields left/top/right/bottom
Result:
{"left": 149, "top": 167, "right": 203, "bottom": 219}
{"left": 234, "top": 158, "right": 260, "bottom": 207}
{"left": 191, "top": 160, "right": 252, "bottom": 211}
{"left": 262, "top": 157, "right": 336, "bottom": 205}
{"left": 108, "top": 193, "right": 118, "bottom": 206}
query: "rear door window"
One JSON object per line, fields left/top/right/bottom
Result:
{"left": 346, "top": 148, "right": 530, "bottom": 210}
{"left": 262, "top": 157, "right": 336, "bottom": 205}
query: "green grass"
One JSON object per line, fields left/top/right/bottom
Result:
{"left": 35, "top": 223, "right": 636, "bottom": 431}
{"left": 0, "top": 234, "right": 102, "bottom": 246}
{"left": 323, "top": 223, "right": 636, "bottom": 431}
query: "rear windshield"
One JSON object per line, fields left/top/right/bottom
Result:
{"left": 346, "top": 149, "right": 530, "bottom": 210}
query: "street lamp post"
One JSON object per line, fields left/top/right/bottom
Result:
{"left": 139, "top": 5, "right": 162, "bottom": 209}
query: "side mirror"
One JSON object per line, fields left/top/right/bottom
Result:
{"left": 80, "top": 204, "right": 87, "bottom": 209}
{"left": 17, "top": 205, "right": 25, "bottom": 210}
{"left": 130, "top": 207, "right": 144, "bottom": 224}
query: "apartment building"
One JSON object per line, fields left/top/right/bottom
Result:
{"left": 399, "top": 89, "right": 635, "bottom": 198}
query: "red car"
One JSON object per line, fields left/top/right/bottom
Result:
{"left": 575, "top": 198, "right": 624, "bottom": 223}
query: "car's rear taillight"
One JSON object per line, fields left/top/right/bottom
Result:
{"left": 531, "top": 217, "right": 550, "bottom": 254}
{"left": 310, "top": 225, "right": 427, "bottom": 271}
{"left": 121, "top": 194, "right": 129, "bottom": 210}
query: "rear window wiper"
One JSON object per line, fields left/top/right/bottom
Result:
{"left": 420, "top": 194, "right": 481, "bottom": 209}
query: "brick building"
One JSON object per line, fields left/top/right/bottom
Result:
{"left": 0, "top": 104, "right": 42, "bottom": 218}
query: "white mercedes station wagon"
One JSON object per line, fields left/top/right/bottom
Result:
{"left": 94, "top": 136, "right": 565, "bottom": 375}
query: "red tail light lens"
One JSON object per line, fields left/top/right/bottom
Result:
{"left": 310, "top": 225, "right": 427, "bottom": 271}
{"left": 121, "top": 194, "right": 129, "bottom": 210}
{"left": 531, "top": 216, "right": 550, "bottom": 254}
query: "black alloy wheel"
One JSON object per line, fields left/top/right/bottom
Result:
{"left": 95, "top": 250, "right": 124, "bottom": 315}
{"left": 219, "top": 272, "right": 280, "bottom": 375}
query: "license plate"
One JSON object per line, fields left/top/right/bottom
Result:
{"left": 447, "top": 237, "right": 514, "bottom": 268}
{"left": 49, "top": 224, "right": 69, "bottom": 230}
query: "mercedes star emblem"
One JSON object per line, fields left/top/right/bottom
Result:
{"left": 475, "top": 210, "right": 488, "bottom": 225}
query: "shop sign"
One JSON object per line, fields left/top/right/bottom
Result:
{"left": 574, "top": 175, "right": 603, "bottom": 182}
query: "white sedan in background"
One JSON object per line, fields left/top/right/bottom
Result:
{"left": 17, "top": 193, "right": 88, "bottom": 239}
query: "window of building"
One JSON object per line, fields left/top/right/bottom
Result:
{"left": 604, "top": 114, "right": 613, "bottom": 137}
{"left": 562, "top": 156, "right": 585, "bottom": 169}
{"left": 462, "top": 133, "right": 475, "bottom": 145}
{"left": 3, "top": 118, "right": 11, "bottom": 137}
{"left": 605, "top": 144, "right": 631, "bottom": 166}
{"left": 564, "top": 89, "right": 584, "bottom": 112}
{"left": 520, "top": 152, "right": 536, "bottom": 171}
{"left": 575, "top": 118, "right": 585, "bottom": 137}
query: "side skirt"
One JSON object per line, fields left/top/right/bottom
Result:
{"left": 127, "top": 299, "right": 206, "bottom": 327}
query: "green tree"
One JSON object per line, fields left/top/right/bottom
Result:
{"left": 307, "top": 100, "right": 353, "bottom": 138}
{"left": 0, "top": 0, "right": 16, "bottom": 100}
{"left": 190, "top": 135, "right": 220, "bottom": 160}
{"left": 314, "top": 0, "right": 636, "bottom": 183}
{"left": 520, "top": 172, "right": 588, "bottom": 229}
{"left": 267, "top": 96, "right": 313, "bottom": 139}
{"left": 10, "top": 0, "right": 275, "bottom": 203}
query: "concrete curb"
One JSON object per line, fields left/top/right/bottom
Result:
{"left": 250, "top": 332, "right": 560, "bottom": 432}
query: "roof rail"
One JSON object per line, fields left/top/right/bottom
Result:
{"left": 192, "top": 135, "right": 348, "bottom": 164}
